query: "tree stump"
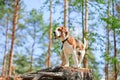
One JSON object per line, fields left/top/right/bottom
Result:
{"left": 21, "top": 66, "right": 93, "bottom": 80}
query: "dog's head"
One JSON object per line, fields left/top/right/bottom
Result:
{"left": 53, "top": 26, "right": 68, "bottom": 40}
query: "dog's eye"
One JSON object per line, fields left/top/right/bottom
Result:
{"left": 58, "top": 29, "right": 61, "bottom": 31}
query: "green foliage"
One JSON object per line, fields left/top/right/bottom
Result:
{"left": 18, "top": 23, "right": 26, "bottom": 30}
{"left": 0, "top": 0, "right": 5, "bottom": 19}
{"left": 88, "top": 51, "right": 101, "bottom": 80}
{"left": 26, "top": 9, "right": 43, "bottom": 24}
{"left": 14, "top": 53, "right": 30, "bottom": 74}
{"left": 96, "top": 0, "right": 105, "bottom": 4}
{"left": 102, "top": 16, "right": 120, "bottom": 30}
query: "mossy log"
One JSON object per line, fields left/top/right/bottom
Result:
{"left": 21, "top": 66, "right": 93, "bottom": 80}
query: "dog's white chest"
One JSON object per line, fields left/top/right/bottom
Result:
{"left": 62, "top": 41, "right": 73, "bottom": 54}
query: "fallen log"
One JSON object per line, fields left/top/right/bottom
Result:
{"left": 21, "top": 66, "right": 93, "bottom": 80}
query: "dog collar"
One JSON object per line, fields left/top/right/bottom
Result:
{"left": 61, "top": 38, "right": 68, "bottom": 49}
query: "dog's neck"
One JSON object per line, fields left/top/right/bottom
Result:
{"left": 61, "top": 37, "right": 68, "bottom": 49}
{"left": 62, "top": 37, "right": 68, "bottom": 44}
{"left": 60, "top": 34, "right": 69, "bottom": 42}
{"left": 61, "top": 35, "right": 69, "bottom": 49}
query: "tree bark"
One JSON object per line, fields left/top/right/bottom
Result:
{"left": 82, "top": 0, "right": 85, "bottom": 42}
{"left": 21, "top": 66, "right": 93, "bottom": 80}
{"left": 46, "top": 0, "right": 52, "bottom": 68}
{"left": 8, "top": 0, "right": 20, "bottom": 76}
{"left": 84, "top": 0, "right": 89, "bottom": 68}
{"left": 112, "top": 0, "right": 118, "bottom": 80}
{"left": 68, "top": 0, "right": 71, "bottom": 28}
{"left": 113, "top": 30, "right": 117, "bottom": 80}
{"left": 105, "top": 0, "right": 110, "bottom": 80}
{"left": 64, "top": 0, "right": 68, "bottom": 28}
{"left": 2, "top": 16, "right": 9, "bottom": 76}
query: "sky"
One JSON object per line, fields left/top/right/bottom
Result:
{"left": 24, "top": 0, "right": 41, "bottom": 11}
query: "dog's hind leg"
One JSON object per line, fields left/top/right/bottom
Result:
{"left": 73, "top": 50, "right": 79, "bottom": 67}
{"left": 78, "top": 50, "right": 85, "bottom": 67}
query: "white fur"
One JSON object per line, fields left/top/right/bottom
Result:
{"left": 78, "top": 50, "right": 85, "bottom": 67}
{"left": 55, "top": 27, "right": 61, "bottom": 36}
{"left": 62, "top": 41, "right": 79, "bottom": 67}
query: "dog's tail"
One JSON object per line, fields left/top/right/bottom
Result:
{"left": 83, "top": 38, "right": 87, "bottom": 49}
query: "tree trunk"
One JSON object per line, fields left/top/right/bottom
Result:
{"left": 29, "top": 24, "right": 36, "bottom": 72}
{"left": 64, "top": 0, "right": 68, "bottom": 28}
{"left": 68, "top": 0, "right": 71, "bottom": 28}
{"left": 82, "top": 0, "right": 85, "bottom": 42}
{"left": 84, "top": 0, "right": 89, "bottom": 68}
{"left": 113, "top": 30, "right": 117, "bottom": 80}
{"left": 29, "top": 43, "right": 34, "bottom": 72}
{"left": 46, "top": 0, "right": 52, "bottom": 68}
{"left": 8, "top": 0, "right": 20, "bottom": 76}
{"left": 112, "top": 0, "right": 118, "bottom": 80}
{"left": 21, "top": 66, "right": 93, "bottom": 80}
{"left": 105, "top": 0, "right": 110, "bottom": 80}
{"left": 2, "top": 16, "right": 9, "bottom": 76}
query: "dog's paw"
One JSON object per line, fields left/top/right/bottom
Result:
{"left": 64, "top": 64, "right": 69, "bottom": 67}
{"left": 78, "top": 64, "right": 82, "bottom": 68}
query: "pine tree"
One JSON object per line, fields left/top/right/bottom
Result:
{"left": 112, "top": 0, "right": 118, "bottom": 80}
{"left": 8, "top": 0, "right": 20, "bottom": 76}
{"left": 64, "top": 0, "right": 68, "bottom": 27}
{"left": 84, "top": 0, "right": 89, "bottom": 68}
{"left": 105, "top": 0, "right": 110, "bottom": 80}
{"left": 29, "top": 22, "right": 36, "bottom": 72}
{"left": 82, "top": 0, "right": 85, "bottom": 42}
{"left": 2, "top": 15, "right": 9, "bottom": 76}
{"left": 46, "top": 0, "right": 53, "bottom": 68}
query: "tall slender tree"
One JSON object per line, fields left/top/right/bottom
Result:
{"left": 64, "top": 0, "right": 68, "bottom": 27}
{"left": 29, "top": 24, "right": 36, "bottom": 72}
{"left": 112, "top": 0, "right": 118, "bottom": 80}
{"left": 82, "top": 0, "right": 85, "bottom": 42}
{"left": 68, "top": 0, "right": 71, "bottom": 28}
{"left": 46, "top": 0, "right": 53, "bottom": 68}
{"left": 84, "top": 0, "right": 89, "bottom": 68}
{"left": 2, "top": 16, "right": 9, "bottom": 76}
{"left": 25, "top": 9, "right": 43, "bottom": 71}
{"left": 105, "top": 0, "right": 110, "bottom": 80}
{"left": 8, "top": 0, "right": 20, "bottom": 76}
{"left": 60, "top": 0, "right": 69, "bottom": 66}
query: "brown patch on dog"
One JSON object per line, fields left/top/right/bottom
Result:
{"left": 67, "top": 37, "right": 85, "bottom": 50}
{"left": 67, "top": 37, "right": 76, "bottom": 49}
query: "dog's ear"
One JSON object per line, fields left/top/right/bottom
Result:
{"left": 61, "top": 27, "right": 67, "bottom": 32}
{"left": 62, "top": 27, "right": 69, "bottom": 36}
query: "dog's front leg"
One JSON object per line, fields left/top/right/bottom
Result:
{"left": 61, "top": 51, "right": 66, "bottom": 66}
{"left": 63, "top": 50, "right": 69, "bottom": 67}
{"left": 73, "top": 50, "right": 79, "bottom": 67}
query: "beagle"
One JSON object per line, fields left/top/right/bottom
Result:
{"left": 53, "top": 26, "right": 86, "bottom": 67}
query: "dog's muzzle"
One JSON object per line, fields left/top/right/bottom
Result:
{"left": 53, "top": 31, "right": 57, "bottom": 39}
{"left": 53, "top": 31, "right": 60, "bottom": 39}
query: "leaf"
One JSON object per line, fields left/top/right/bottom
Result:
{"left": 96, "top": 0, "right": 105, "bottom": 4}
